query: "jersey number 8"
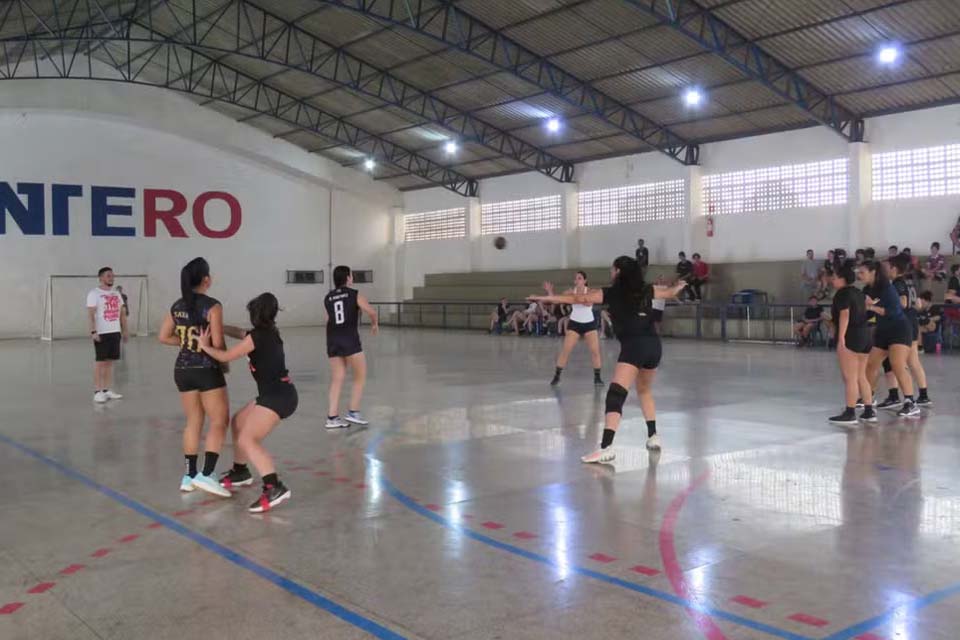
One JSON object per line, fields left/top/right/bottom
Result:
{"left": 175, "top": 325, "right": 202, "bottom": 353}
{"left": 334, "top": 300, "right": 345, "bottom": 325}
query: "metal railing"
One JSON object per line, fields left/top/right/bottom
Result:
{"left": 367, "top": 300, "right": 960, "bottom": 351}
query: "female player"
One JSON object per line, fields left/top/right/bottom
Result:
{"left": 828, "top": 260, "right": 874, "bottom": 425}
{"left": 198, "top": 293, "right": 298, "bottom": 513}
{"left": 529, "top": 256, "right": 685, "bottom": 462}
{"left": 859, "top": 260, "right": 920, "bottom": 418}
{"left": 549, "top": 271, "right": 603, "bottom": 387}
{"left": 157, "top": 257, "right": 231, "bottom": 498}
{"left": 889, "top": 254, "right": 931, "bottom": 406}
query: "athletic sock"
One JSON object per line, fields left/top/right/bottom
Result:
{"left": 555, "top": 367, "right": 563, "bottom": 377}
{"left": 593, "top": 368, "right": 602, "bottom": 380}
{"left": 328, "top": 415, "right": 338, "bottom": 420}
{"left": 887, "top": 389, "right": 899, "bottom": 401}
{"left": 184, "top": 455, "right": 198, "bottom": 478}
{"left": 646, "top": 420, "right": 657, "bottom": 438}
{"left": 233, "top": 462, "right": 249, "bottom": 473}
{"left": 262, "top": 472, "right": 279, "bottom": 488}
{"left": 600, "top": 428, "right": 616, "bottom": 449}
{"left": 904, "top": 394, "right": 914, "bottom": 402}
{"left": 201, "top": 452, "right": 219, "bottom": 476}
{"left": 918, "top": 387, "right": 929, "bottom": 399}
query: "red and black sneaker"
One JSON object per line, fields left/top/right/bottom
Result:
{"left": 219, "top": 466, "right": 253, "bottom": 489}
{"left": 248, "top": 482, "right": 291, "bottom": 513}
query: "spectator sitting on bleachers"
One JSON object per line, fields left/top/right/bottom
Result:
{"left": 676, "top": 251, "right": 693, "bottom": 300}
{"left": 635, "top": 238, "right": 649, "bottom": 270}
{"left": 947, "top": 264, "right": 960, "bottom": 304}
{"left": 801, "top": 249, "right": 819, "bottom": 297}
{"left": 918, "top": 291, "right": 942, "bottom": 352}
{"left": 489, "top": 298, "right": 523, "bottom": 335}
{"left": 864, "top": 247, "right": 876, "bottom": 261}
{"left": 815, "top": 266, "right": 834, "bottom": 301}
{"left": 902, "top": 247, "right": 921, "bottom": 278}
{"left": 887, "top": 245, "right": 899, "bottom": 260}
{"left": 555, "top": 303, "right": 571, "bottom": 335}
{"left": 522, "top": 301, "right": 546, "bottom": 334}
{"left": 922, "top": 242, "right": 947, "bottom": 281}
{"left": 795, "top": 296, "right": 823, "bottom": 347}
{"left": 950, "top": 215, "right": 960, "bottom": 254}
{"left": 823, "top": 250, "right": 835, "bottom": 277}
{"left": 689, "top": 253, "right": 709, "bottom": 301}
{"left": 854, "top": 249, "right": 866, "bottom": 265}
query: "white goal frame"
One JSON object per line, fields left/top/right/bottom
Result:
{"left": 40, "top": 274, "right": 150, "bottom": 341}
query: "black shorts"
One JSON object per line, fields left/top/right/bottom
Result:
{"left": 651, "top": 308, "right": 664, "bottom": 322}
{"left": 568, "top": 319, "right": 597, "bottom": 336}
{"left": 94, "top": 332, "right": 121, "bottom": 361}
{"left": 327, "top": 333, "right": 362, "bottom": 358}
{"left": 174, "top": 367, "right": 226, "bottom": 393}
{"left": 910, "top": 317, "right": 920, "bottom": 342}
{"left": 617, "top": 335, "right": 662, "bottom": 370}
{"left": 843, "top": 327, "right": 873, "bottom": 354}
{"left": 873, "top": 318, "right": 912, "bottom": 350}
{"left": 256, "top": 384, "right": 298, "bottom": 420}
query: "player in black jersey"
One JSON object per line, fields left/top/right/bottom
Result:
{"left": 530, "top": 256, "right": 685, "bottom": 463}
{"left": 323, "top": 266, "right": 379, "bottom": 429}
{"left": 199, "top": 292, "right": 298, "bottom": 513}
{"left": 157, "top": 258, "right": 232, "bottom": 498}
{"left": 827, "top": 260, "right": 874, "bottom": 425}
{"left": 890, "top": 254, "right": 931, "bottom": 406}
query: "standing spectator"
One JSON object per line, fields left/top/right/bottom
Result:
{"left": 922, "top": 242, "right": 947, "bottom": 281}
{"left": 86, "top": 267, "right": 128, "bottom": 403}
{"left": 635, "top": 239, "right": 649, "bottom": 270}
{"left": 800, "top": 249, "right": 819, "bottom": 297}
{"left": 689, "top": 253, "right": 709, "bottom": 301}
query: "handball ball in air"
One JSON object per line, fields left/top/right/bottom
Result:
{"left": 494, "top": 236, "right": 507, "bottom": 250}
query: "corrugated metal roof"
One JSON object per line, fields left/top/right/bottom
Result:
{"left": 343, "top": 28, "right": 445, "bottom": 69}
{"left": 503, "top": 9, "right": 611, "bottom": 56}
{"left": 838, "top": 75, "right": 959, "bottom": 114}
{"left": 570, "top": 0, "right": 661, "bottom": 37}
{"left": 453, "top": 0, "right": 567, "bottom": 30}
{"left": 346, "top": 106, "right": 425, "bottom": 134}
{"left": 548, "top": 40, "right": 655, "bottom": 81}
{"left": 714, "top": 0, "right": 853, "bottom": 40}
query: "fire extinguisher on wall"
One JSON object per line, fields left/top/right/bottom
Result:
{"left": 706, "top": 215, "right": 715, "bottom": 238}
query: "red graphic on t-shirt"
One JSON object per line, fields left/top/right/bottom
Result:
{"left": 102, "top": 295, "right": 121, "bottom": 322}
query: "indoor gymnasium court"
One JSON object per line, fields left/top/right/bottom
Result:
{"left": 1, "top": 1, "right": 959, "bottom": 639}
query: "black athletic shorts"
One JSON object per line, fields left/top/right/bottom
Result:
{"left": 568, "top": 319, "right": 597, "bottom": 336}
{"left": 256, "top": 384, "right": 298, "bottom": 420}
{"left": 617, "top": 335, "right": 662, "bottom": 370}
{"left": 174, "top": 367, "right": 226, "bottom": 393}
{"left": 94, "top": 332, "right": 121, "bottom": 361}
{"left": 651, "top": 309, "right": 664, "bottom": 323}
{"left": 327, "top": 334, "right": 362, "bottom": 358}
{"left": 910, "top": 317, "right": 920, "bottom": 342}
{"left": 843, "top": 327, "right": 873, "bottom": 354}
{"left": 873, "top": 318, "right": 912, "bottom": 350}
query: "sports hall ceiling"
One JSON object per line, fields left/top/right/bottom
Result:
{"left": 3, "top": 0, "right": 960, "bottom": 196}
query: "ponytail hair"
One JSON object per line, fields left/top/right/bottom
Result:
{"left": 835, "top": 258, "right": 857, "bottom": 286}
{"left": 611, "top": 255, "right": 651, "bottom": 311}
{"left": 247, "top": 292, "right": 279, "bottom": 330}
{"left": 180, "top": 257, "right": 210, "bottom": 324}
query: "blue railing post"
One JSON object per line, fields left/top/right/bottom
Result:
{"left": 721, "top": 304, "right": 728, "bottom": 341}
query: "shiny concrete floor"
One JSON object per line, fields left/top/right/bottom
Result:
{"left": 1, "top": 328, "right": 958, "bottom": 640}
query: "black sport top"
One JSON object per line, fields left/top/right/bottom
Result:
{"left": 602, "top": 283, "right": 656, "bottom": 340}
{"left": 832, "top": 286, "right": 868, "bottom": 330}
{"left": 248, "top": 327, "right": 292, "bottom": 395}
{"left": 496, "top": 302, "right": 509, "bottom": 323}
{"left": 893, "top": 277, "right": 918, "bottom": 321}
{"left": 171, "top": 294, "right": 221, "bottom": 369}
{"left": 325, "top": 287, "right": 360, "bottom": 337}
{"left": 803, "top": 305, "right": 822, "bottom": 321}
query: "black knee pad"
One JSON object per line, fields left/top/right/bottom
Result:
{"left": 882, "top": 357, "right": 892, "bottom": 373}
{"left": 605, "top": 383, "right": 628, "bottom": 415}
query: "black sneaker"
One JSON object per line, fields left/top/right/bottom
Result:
{"left": 550, "top": 374, "right": 561, "bottom": 386}
{"left": 855, "top": 398, "right": 865, "bottom": 409}
{"left": 829, "top": 409, "right": 858, "bottom": 425}
{"left": 916, "top": 396, "right": 933, "bottom": 407}
{"left": 859, "top": 406, "right": 878, "bottom": 423}
{"left": 593, "top": 376, "right": 604, "bottom": 386}
{"left": 897, "top": 401, "right": 921, "bottom": 418}
{"left": 219, "top": 467, "right": 253, "bottom": 489}
{"left": 877, "top": 397, "right": 902, "bottom": 411}
{"left": 248, "top": 482, "right": 291, "bottom": 513}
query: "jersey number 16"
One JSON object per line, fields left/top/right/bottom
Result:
{"left": 175, "top": 325, "right": 202, "bottom": 352}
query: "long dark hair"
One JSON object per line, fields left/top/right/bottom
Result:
{"left": 611, "top": 255, "right": 651, "bottom": 310}
{"left": 576, "top": 270, "right": 588, "bottom": 286}
{"left": 863, "top": 259, "right": 890, "bottom": 290}
{"left": 835, "top": 258, "right": 857, "bottom": 286}
{"left": 180, "top": 257, "right": 210, "bottom": 324}
{"left": 247, "top": 292, "right": 279, "bottom": 330}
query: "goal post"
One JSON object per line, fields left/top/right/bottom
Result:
{"left": 40, "top": 274, "right": 150, "bottom": 341}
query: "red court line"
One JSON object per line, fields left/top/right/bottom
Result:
{"left": 731, "top": 595, "right": 769, "bottom": 609}
{"left": 118, "top": 534, "right": 140, "bottom": 543}
{"left": 27, "top": 583, "right": 55, "bottom": 594}
{"left": 788, "top": 613, "right": 829, "bottom": 628}
{"left": 172, "top": 509, "right": 194, "bottom": 517}
{"left": 855, "top": 634, "right": 885, "bottom": 640}
{"left": 513, "top": 531, "right": 538, "bottom": 540}
{"left": 59, "top": 564, "right": 85, "bottom": 576}
{"left": 0, "top": 602, "right": 24, "bottom": 615}
{"left": 588, "top": 553, "right": 617, "bottom": 563}
{"left": 147, "top": 522, "right": 163, "bottom": 529}
{"left": 630, "top": 565, "right": 661, "bottom": 576}
{"left": 659, "top": 470, "right": 728, "bottom": 640}
{"left": 481, "top": 521, "right": 504, "bottom": 530}
{"left": 90, "top": 548, "right": 112, "bottom": 558}
{"left": 424, "top": 504, "right": 441, "bottom": 511}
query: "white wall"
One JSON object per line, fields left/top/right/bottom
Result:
{"left": 397, "top": 103, "right": 960, "bottom": 297}
{"left": 0, "top": 76, "right": 399, "bottom": 338}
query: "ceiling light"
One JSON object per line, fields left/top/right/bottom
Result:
{"left": 546, "top": 117, "right": 561, "bottom": 133}
{"left": 444, "top": 141, "right": 458, "bottom": 155}
{"left": 877, "top": 45, "right": 900, "bottom": 65}
{"left": 684, "top": 88, "right": 703, "bottom": 107}
{"left": 364, "top": 158, "right": 375, "bottom": 171}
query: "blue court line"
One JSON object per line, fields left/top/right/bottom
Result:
{"left": 822, "top": 582, "right": 960, "bottom": 640}
{"left": 0, "top": 432, "right": 406, "bottom": 640}
{"left": 364, "top": 437, "right": 812, "bottom": 640}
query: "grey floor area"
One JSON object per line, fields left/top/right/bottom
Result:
{"left": 1, "top": 328, "right": 958, "bottom": 640}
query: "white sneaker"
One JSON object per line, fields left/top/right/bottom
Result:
{"left": 646, "top": 434, "right": 662, "bottom": 450}
{"left": 180, "top": 475, "right": 196, "bottom": 492}
{"left": 325, "top": 416, "right": 350, "bottom": 430}
{"left": 344, "top": 411, "right": 369, "bottom": 425}
{"left": 191, "top": 473, "right": 232, "bottom": 498}
{"left": 103, "top": 389, "right": 123, "bottom": 400}
{"left": 93, "top": 391, "right": 108, "bottom": 404}
{"left": 581, "top": 447, "right": 616, "bottom": 464}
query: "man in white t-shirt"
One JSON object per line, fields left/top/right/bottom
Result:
{"left": 86, "top": 267, "right": 128, "bottom": 403}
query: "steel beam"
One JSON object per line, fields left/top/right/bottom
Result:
{"left": 315, "top": 0, "right": 700, "bottom": 165}
{"left": 620, "top": 0, "right": 865, "bottom": 141}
